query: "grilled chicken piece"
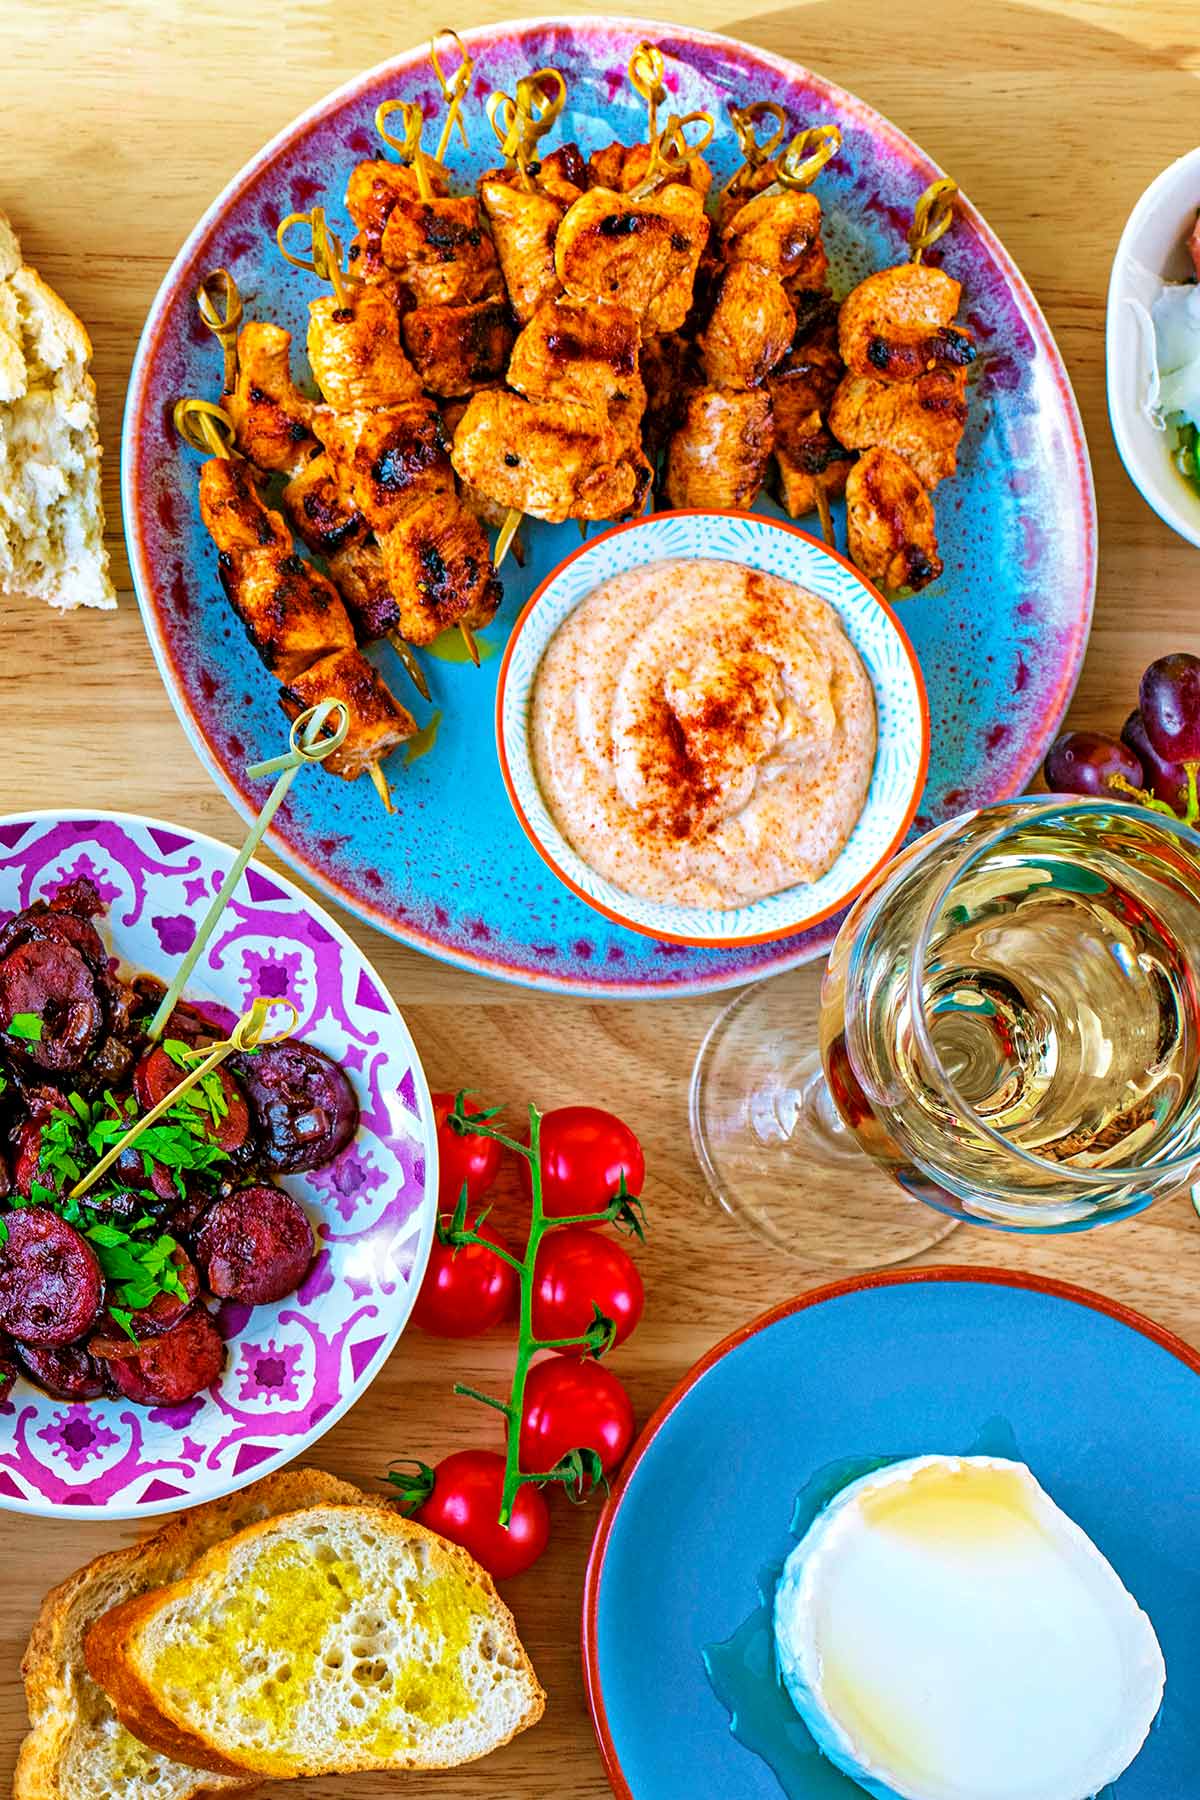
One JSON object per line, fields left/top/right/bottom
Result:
{"left": 306, "top": 287, "right": 424, "bottom": 411}
{"left": 639, "top": 332, "right": 692, "bottom": 452}
{"left": 479, "top": 175, "right": 571, "bottom": 324}
{"left": 379, "top": 194, "right": 503, "bottom": 308}
{"left": 326, "top": 541, "right": 400, "bottom": 642}
{"left": 720, "top": 190, "right": 822, "bottom": 281}
{"left": 587, "top": 140, "right": 713, "bottom": 202}
{"left": 767, "top": 301, "right": 854, "bottom": 517}
{"left": 664, "top": 387, "right": 774, "bottom": 510}
{"left": 555, "top": 185, "right": 709, "bottom": 334}
{"left": 829, "top": 367, "right": 968, "bottom": 489}
{"left": 377, "top": 496, "right": 502, "bottom": 643}
{"left": 440, "top": 398, "right": 511, "bottom": 529}
{"left": 283, "top": 451, "right": 366, "bottom": 557}
{"left": 845, "top": 446, "right": 943, "bottom": 591}
{"left": 199, "top": 458, "right": 355, "bottom": 681}
{"left": 279, "top": 646, "right": 415, "bottom": 779}
{"left": 699, "top": 262, "right": 795, "bottom": 390}
{"left": 451, "top": 389, "right": 638, "bottom": 523}
{"left": 839, "top": 264, "right": 975, "bottom": 383}
{"left": 536, "top": 143, "right": 590, "bottom": 203}
{"left": 401, "top": 297, "right": 514, "bottom": 397}
{"left": 346, "top": 158, "right": 448, "bottom": 239}
{"left": 225, "top": 323, "right": 318, "bottom": 476}
{"left": 314, "top": 403, "right": 454, "bottom": 531}
{"left": 508, "top": 297, "right": 643, "bottom": 414}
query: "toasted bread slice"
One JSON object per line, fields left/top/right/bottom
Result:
{"left": 16, "top": 1467, "right": 364, "bottom": 1800}
{"left": 84, "top": 1503, "right": 545, "bottom": 1779}
{"left": 0, "top": 209, "right": 114, "bottom": 610}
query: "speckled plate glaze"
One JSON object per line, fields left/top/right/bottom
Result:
{"left": 124, "top": 15, "right": 1096, "bottom": 996}
{"left": 498, "top": 513, "right": 929, "bottom": 945}
{"left": 0, "top": 812, "right": 437, "bottom": 1519}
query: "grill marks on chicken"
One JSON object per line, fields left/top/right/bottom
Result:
{"left": 401, "top": 296, "right": 514, "bottom": 397}
{"left": 197, "top": 456, "right": 415, "bottom": 771}
{"left": 768, "top": 300, "right": 854, "bottom": 518}
{"left": 845, "top": 445, "right": 943, "bottom": 592}
{"left": 554, "top": 185, "right": 709, "bottom": 336}
{"left": 479, "top": 145, "right": 589, "bottom": 324}
{"left": 838, "top": 263, "right": 975, "bottom": 384}
{"left": 664, "top": 387, "right": 774, "bottom": 510}
{"left": 829, "top": 367, "right": 968, "bottom": 490}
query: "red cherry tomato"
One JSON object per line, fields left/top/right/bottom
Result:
{"left": 523, "top": 1105, "right": 645, "bottom": 1224}
{"left": 519, "top": 1357, "right": 636, "bottom": 1477}
{"left": 432, "top": 1091, "right": 502, "bottom": 1212}
{"left": 405, "top": 1450, "right": 550, "bottom": 1580}
{"left": 411, "top": 1217, "right": 518, "bottom": 1337}
{"left": 532, "top": 1228, "right": 644, "bottom": 1352}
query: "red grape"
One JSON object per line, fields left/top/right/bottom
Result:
{"left": 1139, "top": 654, "right": 1200, "bottom": 764}
{"left": 1121, "top": 711, "right": 1189, "bottom": 813}
{"left": 1043, "top": 731, "right": 1143, "bottom": 799}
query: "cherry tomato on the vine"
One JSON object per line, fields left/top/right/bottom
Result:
{"left": 432, "top": 1091, "right": 502, "bottom": 1212}
{"left": 410, "top": 1218, "right": 518, "bottom": 1337}
{"left": 532, "top": 1227, "right": 644, "bottom": 1352}
{"left": 522, "top": 1105, "right": 645, "bottom": 1224}
{"left": 519, "top": 1357, "right": 636, "bottom": 1477}
{"left": 394, "top": 1450, "right": 550, "bottom": 1580}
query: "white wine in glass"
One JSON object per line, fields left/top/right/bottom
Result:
{"left": 691, "top": 798, "right": 1200, "bottom": 1263}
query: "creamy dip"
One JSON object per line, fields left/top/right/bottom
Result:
{"left": 530, "top": 558, "right": 877, "bottom": 909}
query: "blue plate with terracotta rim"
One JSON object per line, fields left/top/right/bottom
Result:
{"left": 124, "top": 15, "right": 1095, "bottom": 996}
{"left": 582, "top": 1268, "right": 1200, "bottom": 1797}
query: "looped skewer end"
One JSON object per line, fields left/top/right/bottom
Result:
{"left": 375, "top": 99, "right": 437, "bottom": 201}
{"left": 174, "top": 397, "right": 237, "bottom": 460}
{"left": 487, "top": 69, "right": 566, "bottom": 189}
{"left": 245, "top": 699, "right": 352, "bottom": 779}
{"left": 908, "top": 176, "right": 958, "bottom": 263}
{"left": 277, "top": 208, "right": 353, "bottom": 307}
{"left": 729, "top": 99, "right": 789, "bottom": 173}
{"left": 776, "top": 124, "right": 842, "bottom": 191}
{"left": 196, "top": 268, "right": 243, "bottom": 395}
{"left": 431, "top": 28, "right": 474, "bottom": 162}
{"left": 628, "top": 108, "right": 714, "bottom": 200}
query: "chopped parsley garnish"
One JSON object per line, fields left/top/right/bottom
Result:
{"left": 6, "top": 1013, "right": 43, "bottom": 1042}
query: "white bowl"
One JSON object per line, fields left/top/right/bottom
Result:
{"left": 496, "top": 512, "right": 930, "bottom": 949}
{"left": 1107, "top": 145, "right": 1200, "bottom": 548}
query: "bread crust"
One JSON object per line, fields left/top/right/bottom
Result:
{"left": 16, "top": 1467, "right": 364, "bottom": 1800}
{"left": 84, "top": 1502, "right": 546, "bottom": 1778}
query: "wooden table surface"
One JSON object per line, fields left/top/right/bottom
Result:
{"left": 2, "top": 0, "right": 1199, "bottom": 1793}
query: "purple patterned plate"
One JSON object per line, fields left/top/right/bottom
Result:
{"left": 0, "top": 812, "right": 437, "bottom": 1519}
{"left": 123, "top": 15, "right": 1096, "bottom": 996}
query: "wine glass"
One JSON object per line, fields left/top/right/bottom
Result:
{"left": 690, "top": 797, "right": 1200, "bottom": 1265}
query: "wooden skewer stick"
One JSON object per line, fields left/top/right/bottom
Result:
{"left": 279, "top": 207, "right": 433, "bottom": 705}
{"left": 375, "top": 100, "right": 437, "bottom": 201}
{"left": 195, "top": 268, "right": 243, "bottom": 397}
{"left": 73, "top": 996, "right": 300, "bottom": 1201}
{"left": 431, "top": 28, "right": 474, "bottom": 163}
{"left": 493, "top": 506, "right": 524, "bottom": 569}
{"left": 145, "top": 699, "right": 351, "bottom": 1042}
{"left": 458, "top": 622, "right": 480, "bottom": 665}
{"left": 908, "top": 177, "right": 958, "bottom": 264}
{"left": 814, "top": 480, "right": 835, "bottom": 549}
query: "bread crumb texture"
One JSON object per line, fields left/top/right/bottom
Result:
{"left": 0, "top": 211, "right": 115, "bottom": 609}
{"left": 140, "top": 1508, "right": 539, "bottom": 1775}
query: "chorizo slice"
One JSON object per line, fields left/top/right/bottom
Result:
{"left": 194, "top": 1185, "right": 315, "bottom": 1304}
{"left": 0, "top": 941, "right": 103, "bottom": 1072}
{"left": 133, "top": 1047, "right": 251, "bottom": 1155}
{"left": 89, "top": 1247, "right": 200, "bottom": 1360}
{"left": 0, "top": 878, "right": 108, "bottom": 973}
{"left": 106, "top": 1305, "right": 225, "bottom": 1405}
{"left": 231, "top": 1039, "right": 358, "bottom": 1172}
{"left": 0, "top": 1208, "right": 104, "bottom": 1346}
{"left": 16, "top": 1340, "right": 109, "bottom": 1400}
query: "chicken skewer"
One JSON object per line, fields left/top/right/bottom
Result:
{"left": 278, "top": 206, "right": 501, "bottom": 669}
{"left": 837, "top": 178, "right": 973, "bottom": 592}
{"left": 173, "top": 398, "right": 412, "bottom": 811}
{"left": 664, "top": 125, "right": 840, "bottom": 522}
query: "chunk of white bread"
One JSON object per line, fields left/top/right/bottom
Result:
{"left": 0, "top": 209, "right": 115, "bottom": 609}
{"left": 83, "top": 1501, "right": 546, "bottom": 1779}
{"left": 16, "top": 1466, "right": 366, "bottom": 1800}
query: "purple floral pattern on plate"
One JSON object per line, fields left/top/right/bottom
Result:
{"left": 0, "top": 811, "right": 437, "bottom": 1519}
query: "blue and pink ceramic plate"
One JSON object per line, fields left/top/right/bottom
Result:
{"left": 124, "top": 15, "right": 1096, "bottom": 996}
{"left": 0, "top": 813, "right": 437, "bottom": 1519}
{"left": 583, "top": 1268, "right": 1200, "bottom": 1798}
